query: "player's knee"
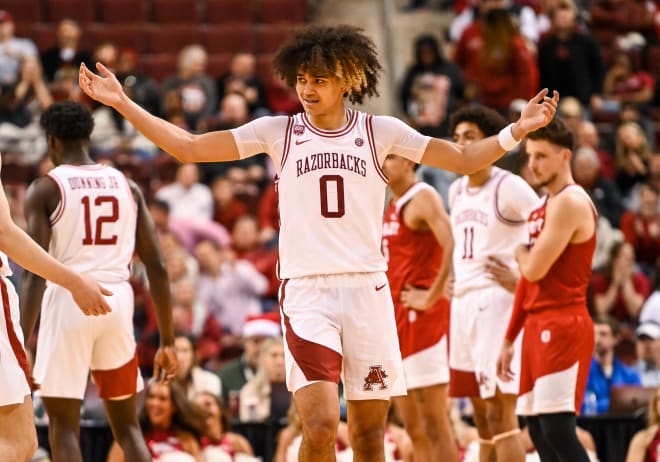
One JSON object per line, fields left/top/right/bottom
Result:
{"left": 301, "top": 415, "right": 337, "bottom": 449}
{"left": 350, "top": 425, "right": 384, "bottom": 453}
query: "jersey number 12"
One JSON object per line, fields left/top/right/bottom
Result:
{"left": 81, "top": 196, "right": 119, "bottom": 245}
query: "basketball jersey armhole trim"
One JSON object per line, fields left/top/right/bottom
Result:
{"left": 366, "top": 114, "right": 388, "bottom": 184}
{"left": 280, "top": 116, "right": 294, "bottom": 170}
{"left": 47, "top": 172, "right": 66, "bottom": 225}
{"left": 494, "top": 171, "right": 526, "bottom": 226}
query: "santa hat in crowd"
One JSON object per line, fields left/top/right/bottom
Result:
{"left": 242, "top": 312, "right": 281, "bottom": 339}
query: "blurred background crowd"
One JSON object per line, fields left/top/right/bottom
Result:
{"left": 2, "top": 0, "right": 660, "bottom": 460}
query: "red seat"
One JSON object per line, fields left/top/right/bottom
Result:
{"left": 205, "top": 0, "right": 253, "bottom": 23}
{"left": 206, "top": 52, "right": 233, "bottom": 78}
{"left": 17, "top": 23, "right": 57, "bottom": 51}
{"left": 86, "top": 24, "right": 146, "bottom": 53}
{"left": 144, "top": 25, "right": 200, "bottom": 54}
{"left": 44, "top": 0, "right": 95, "bottom": 24}
{"left": 254, "top": 24, "right": 290, "bottom": 53}
{"left": 138, "top": 53, "right": 178, "bottom": 83}
{"left": 0, "top": 0, "right": 42, "bottom": 24}
{"left": 645, "top": 45, "right": 660, "bottom": 81}
{"left": 152, "top": 0, "right": 199, "bottom": 23}
{"left": 257, "top": 53, "right": 275, "bottom": 82}
{"left": 97, "top": 0, "right": 150, "bottom": 24}
{"left": 199, "top": 24, "right": 254, "bottom": 54}
{"left": 255, "top": 0, "right": 306, "bottom": 23}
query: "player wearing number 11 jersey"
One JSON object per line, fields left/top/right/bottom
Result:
{"left": 20, "top": 101, "right": 177, "bottom": 462}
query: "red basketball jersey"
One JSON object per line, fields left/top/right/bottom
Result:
{"left": 382, "top": 183, "right": 449, "bottom": 357}
{"left": 522, "top": 185, "right": 596, "bottom": 312}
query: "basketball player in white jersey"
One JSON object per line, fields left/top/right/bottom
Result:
{"left": 448, "top": 106, "right": 540, "bottom": 462}
{"left": 79, "top": 24, "right": 558, "bottom": 462}
{"left": 20, "top": 101, "right": 177, "bottom": 462}
{"left": 0, "top": 159, "right": 111, "bottom": 462}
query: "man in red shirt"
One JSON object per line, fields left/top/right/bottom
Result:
{"left": 497, "top": 118, "right": 596, "bottom": 462}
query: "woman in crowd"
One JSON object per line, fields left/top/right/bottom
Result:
{"left": 106, "top": 381, "right": 205, "bottom": 462}
{"left": 625, "top": 387, "right": 660, "bottom": 461}
{"left": 174, "top": 333, "right": 222, "bottom": 400}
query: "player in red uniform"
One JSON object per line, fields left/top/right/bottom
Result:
{"left": 382, "top": 155, "right": 457, "bottom": 462}
{"left": 497, "top": 118, "right": 596, "bottom": 462}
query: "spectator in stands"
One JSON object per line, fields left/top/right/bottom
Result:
{"left": 161, "top": 44, "right": 217, "bottom": 132}
{"left": 211, "top": 175, "right": 249, "bottom": 234}
{"left": 239, "top": 336, "right": 290, "bottom": 424}
{"left": 620, "top": 182, "right": 660, "bottom": 275}
{"left": 195, "top": 239, "right": 268, "bottom": 336}
{"left": 257, "top": 180, "right": 279, "bottom": 245}
{"left": 148, "top": 199, "right": 230, "bottom": 257}
{"left": 575, "top": 120, "right": 616, "bottom": 180}
{"left": 453, "top": 6, "right": 539, "bottom": 113}
{"left": 399, "top": 34, "right": 464, "bottom": 138}
{"left": 538, "top": 0, "right": 605, "bottom": 113}
{"left": 218, "top": 313, "right": 281, "bottom": 418}
{"left": 216, "top": 52, "right": 268, "bottom": 118}
{"left": 231, "top": 215, "right": 279, "bottom": 302}
{"left": 582, "top": 315, "right": 641, "bottom": 415}
{"left": 572, "top": 145, "right": 625, "bottom": 227}
{"left": 636, "top": 321, "right": 660, "bottom": 386}
{"left": 449, "top": 0, "right": 541, "bottom": 45}
{"left": 194, "top": 391, "right": 256, "bottom": 461}
{"left": 156, "top": 163, "right": 214, "bottom": 221}
{"left": 626, "top": 151, "right": 660, "bottom": 212}
{"left": 173, "top": 333, "right": 222, "bottom": 400}
{"left": 0, "top": 10, "right": 38, "bottom": 85}
{"left": 600, "top": 50, "right": 654, "bottom": 115}
{"left": 625, "top": 386, "right": 660, "bottom": 461}
{"left": 614, "top": 121, "right": 651, "bottom": 199}
{"left": 106, "top": 381, "right": 204, "bottom": 462}
{"left": 116, "top": 48, "right": 161, "bottom": 118}
{"left": 40, "top": 18, "right": 92, "bottom": 83}
{"left": 639, "top": 268, "right": 660, "bottom": 327}
{"left": 592, "top": 241, "right": 651, "bottom": 324}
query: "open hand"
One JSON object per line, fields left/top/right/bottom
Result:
{"left": 514, "top": 89, "right": 560, "bottom": 138}
{"left": 485, "top": 256, "right": 518, "bottom": 293}
{"left": 70, "top": 275, "right": 113, "bottom": 316}
{"left": 79, "top": 62, "right": 124, "bottom": 108}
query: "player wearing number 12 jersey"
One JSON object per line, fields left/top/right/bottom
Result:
{"left": 79, "top": 23, "right": 558, "bottom": 461}
{"left": 20, "top": 102, "right": 177, "bottom": 462}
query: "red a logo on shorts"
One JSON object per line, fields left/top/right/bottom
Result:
{"left": 363, "top": 365, "right": 388, "bottom": 391}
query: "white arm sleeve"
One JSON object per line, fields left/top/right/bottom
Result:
{"left": 496, "top": 174, "right": 541, "bottom": 222}
{"left": 371, "top": 115, "right": 431, "bottom": 165}
{"left": 230, "top": 116, "right": 290, "bottom": 164}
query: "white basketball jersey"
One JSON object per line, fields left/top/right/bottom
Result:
{"left": 449, "top": 167, "right": 538, "bottom": 295}
{"left": 0, "top": 252, "right": 11, "bottom": 277}
{"left": 275, "top": 110, "right": 393, "bottom": 278}
{"left": 47, "top": 164, "right": 137, "bottom": 283}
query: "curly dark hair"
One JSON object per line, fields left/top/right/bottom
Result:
{"left": 272, "top": 24, "right": 382, "bottom": 105}
{"left": 526, "top": 117, "right": 574, "bottom": 150}
{"left": 39, "top": 101, "right": 94, "bottom": 142}
{"left": 449, "top": 104, "right": 507, "bottom": 138}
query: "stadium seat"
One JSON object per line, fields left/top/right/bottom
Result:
{"left": 0, "top": 0, "right": 42, "bottom": 24}
{"left": 137, "top": 53, "right": 178, "bottom": 83}
{"left": 43, "top": 0, "right": 95, "bottom": 24}
{"left": 256, "top": 53, "right": 275, "bottom": 82}
{"left": 199, "top": 24, "right": 254, "bottom": 54}
{"left": 97, "top": 0, "right": 150, "bottom": 24}
{"left": 205, "top": 0, "right": 253, "bottom": 24}
{"left": 86, "top": 24, "right": 146, "bottom": 54}
{"left": 254, "top": 24, "right": 290, "bottom": 53}
{"left": 143, "top": 25, "right": 200, "bottom": 54}
{"left": 17, "top": 23, "right": 56, "bottom": 51}
{"left": 645, "top": 44, "right": 660, "bottom": 82}
{"left": 206, "top": 52, "right": 233, "bottom": 78}
{"left": 255, "top": 0, "right": 306, "bottom": 23}
{"left": 152, "top": 0, "right": 199, "bottom": 23}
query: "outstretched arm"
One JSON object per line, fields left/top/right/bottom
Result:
{"left": 130, "top": 181, "right": 177, "bottom": 382}
{"left": 420, "top": 89, "right": 559, "bottom": 174}
{"left": 79, "top": 62, "right": 240, "bottom": 164}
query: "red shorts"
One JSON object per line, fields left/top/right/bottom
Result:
{"left": 517, "top": 305, "right": 593, "bottom": 415}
